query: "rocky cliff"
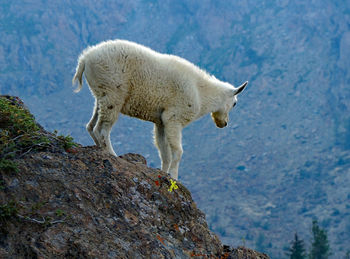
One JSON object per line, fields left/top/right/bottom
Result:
{"left": 0, "top": 95, "right": 269, "bottom": 258}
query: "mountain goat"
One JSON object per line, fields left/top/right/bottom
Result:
{"left": 73, "top": 39, "right": 247, "bottom": 180}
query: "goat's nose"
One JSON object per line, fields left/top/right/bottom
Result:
{"left": 224, "top": 122, "right": 227, "bottom": 127}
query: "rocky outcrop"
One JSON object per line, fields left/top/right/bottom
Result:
{"left": 0, "top": 96, "right": 269, "bottom": 258}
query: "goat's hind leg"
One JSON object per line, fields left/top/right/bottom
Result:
{"left": 93, "top": 98, "right": 121, "bottom": 156}
{"left": 87, "top": 99, "right": 100, "bottom": 146}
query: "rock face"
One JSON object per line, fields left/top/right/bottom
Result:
{"left": 0, "top": 96, "right": 269, "bottom": 258}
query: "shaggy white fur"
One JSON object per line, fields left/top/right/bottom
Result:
{"left": 73, "top": 39, "right": 247, "bottom": 179}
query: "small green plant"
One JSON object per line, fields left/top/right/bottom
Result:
{"left": 44, "top": 216, "right": 53, "bottom": 226}
{"left": 55, "top": 209, "right": 65, "bottom": 217}
{"left": 0, "top": 158, "right": 19, "bottom": 173}
{"left": 30, "top": 201, "right": 47, "bottom": 214}
{"left": 53, "top": 130, "right": 77, "bottom": 150}
{"left": 0, "top": 201, "right": 18, "bottom": 221}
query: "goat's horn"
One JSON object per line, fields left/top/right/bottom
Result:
{"left": 234, "top": 81, "right": 248, "bottom": 95}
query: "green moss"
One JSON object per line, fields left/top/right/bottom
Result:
{"left": 0, "top": 201, "right": 18, "bottom": 222}
{"left": 0, "top": 97, "right": 78, "bottom": 162}
{"left": 0, "top": 98, "right": 39, "bottom": 133}
{"left": 0, "top": 158, "right": 19, "bottom": 173}
{"left": 0, "top": 97, "right": 50, "bottom": 158}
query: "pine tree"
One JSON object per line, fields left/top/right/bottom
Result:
{"left": 309, "top": 219, "right": 331, "bottom": 259}
{"left": 286, "top": 233, "right": 307, "bottom": 259}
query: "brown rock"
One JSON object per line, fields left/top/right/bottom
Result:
{"left": 0, "top": 96, "right": 269, "bottom": 259}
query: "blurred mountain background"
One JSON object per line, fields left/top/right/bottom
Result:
{"left": 1, "top": 0, "right": 349, "bottom": 258}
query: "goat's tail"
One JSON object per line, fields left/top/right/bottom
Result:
{"left": 72, "top": 57, "right": 85, "bottom": 93}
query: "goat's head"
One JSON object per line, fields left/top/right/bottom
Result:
{"left": 211, "top": 81, "right": 247, "bottom": 128}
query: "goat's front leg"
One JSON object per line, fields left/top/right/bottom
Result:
{"left": 163, "top": 123, "right": 183, "bottom": 180}
{"left": 154, "top": 124, "right": 171, "bottom": 172}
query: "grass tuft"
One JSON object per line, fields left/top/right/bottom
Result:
{"left": 0, "top": 96, "right": 78, "bottom": 171}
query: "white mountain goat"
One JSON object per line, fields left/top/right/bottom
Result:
{"left": 72, "top": 40, "right": 247, "bottom": 180}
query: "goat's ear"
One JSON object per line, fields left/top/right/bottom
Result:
{"left": 233, "top": 81, "right": 248, "bottom": 95}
